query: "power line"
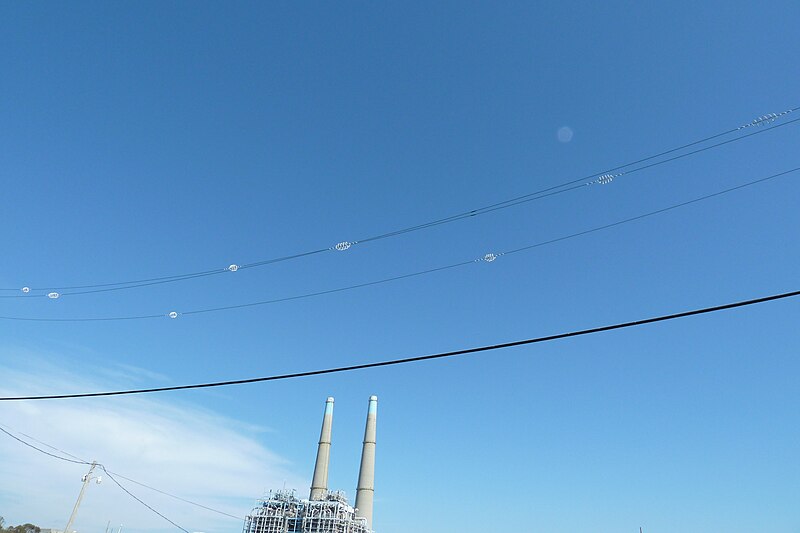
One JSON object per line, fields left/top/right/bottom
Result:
{"left": 106, "top": 472, "right": 241, "bottom": 520}
{"left": 351, "top": 111, "right": 800, "bottom": 244}
{"left": 0, "top": 423, "right": 241, "bottom": 521}
{"left": 3, "top": 106, "right": 798, "bottom": 299}
{"left": 100, "top": 467, "right": 190, "bottom": 533}
{"left": 0, "top": 425, "right": 90, "bottom": 464}
{"left": 3, "top": 249, "right": 331, "bottom": 298}
{"left": 1, "top": 286, "right": 797, "bottom": 401}
{"left": 501, "top": 166, "right": 799, "bottom": 256}
{"left": 0, "top": 429, "right": 174, "bottom": 532}
{"left": 0, "top": 423, "right": 88, "bottom": 461}
{"left": 1, "top": 166, "right": 797, "bottom": 323}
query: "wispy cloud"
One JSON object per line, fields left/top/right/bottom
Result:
{"left": 0, "top": 355, "right": 306, "bottom": 533}
{"left": 97, "top": 362, "right": 172, "bottom": 385}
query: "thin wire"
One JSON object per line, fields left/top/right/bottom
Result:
{"left": 8, "top": 426, "right": 88, "bottom": 462}
{"left": 0, "top": 251, "right": 329, "bottom": 297}
{"left": 354, "top": 110, "right": 800, "bottom": 243}
{"left": 429, "top": 116, "right": 800, "bottom": 222}
{"left": 60, "top": 270, "right": 231, "bottom": 296}
{"left": 182, "top": 261, "right": 477, "bottom": 316}
{"left": 101, "top": 467, "right": 190, "bottom": 533}
{"left": 0, "top": 313, "right": 165, "bottom": 322}
{"left": 0, "top": 270, "right": 234, "bottom": 300}
{"left": 352, "top": 183, "right": 587, "bottom": 244}
{"left": 106, "top": 472, "right": 241, "bottom": 520}
{"left": 1, "top": 287, "right": 798, "bottom": 401}
{"left": 239, "top": 248, "right": 330, "bottom": 269}
{"left": 1, "top": 269, "right": 229, "bottom": 293}
{"left": 451, "top": 106, "right": 799, "bottom": 212}
{"left": 1, "top": 166, "right": 796, "bottom": 323}
{"left": 503, "top": 167, "right": 800, "bottom": 255}
{"left": 4, "top": 107, "right": 797, "bottom": 296}
{"left": 0, "top": 425, "right": 90, "bottom": 464}
{"left": 0, "top": 422, "right": 241, "bottom": 520}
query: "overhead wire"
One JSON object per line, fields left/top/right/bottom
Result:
{"left": 501, "top": 166, "right": 800, "bottom": 256}
{"left": 100, "top": 467, "right": 190, "bottom": 533}
{"left": 2, "top": 100, "right": 793, "bottom": 523}
{"left": 0, "top": 286, "right": 797, "bottom": 401}
{"left": 106, "top": 472, "right": 242, "bottom": 520}
{"left": 1, "top": 165, "right": 797, "bottom": 322}
{"left": 0, "top": 424, "right": 90, "bottom": 464}
{"left": 0, "top": 423, "right": 88, "bottom": 462}
{"left": 101, "top": 468, "right": 190, "bottom": 533}
{"left": 353, "top": 110, "right": 800, "bottom": 244}
{"left": 0, "top": 422, "right": 241, "bottom": 521}
{"left": 2, "top": 106, "right": 798, "bottom": 298}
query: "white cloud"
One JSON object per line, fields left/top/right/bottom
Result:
{"left": 0, "top": 356, "right": 306, "bottom": 533}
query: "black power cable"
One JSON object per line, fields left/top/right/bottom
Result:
{"left": 1, "top": 287, "right": 797, "bottom": 401}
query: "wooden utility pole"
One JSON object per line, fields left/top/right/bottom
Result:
{"left": 62, "top": 461, "right": 101, "bottom": 533}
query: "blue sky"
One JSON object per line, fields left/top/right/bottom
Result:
{"left": 1, "top": 2, "right": 799, "bottom": 532}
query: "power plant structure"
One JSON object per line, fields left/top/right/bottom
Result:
{"left": 242, "top": 396, "right": 378, "bottom": 533}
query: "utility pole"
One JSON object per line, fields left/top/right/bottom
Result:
{"left": 63, "top": 461, "right": 102, "bottom": 533}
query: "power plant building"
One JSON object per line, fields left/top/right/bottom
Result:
{"left": 243, "top": 396, "right": 378, "bottom": 533}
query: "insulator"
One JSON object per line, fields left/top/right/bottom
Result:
{"left": 21, "top": 287, "right": 30, "bottom": 293}
{"left": 335, "top": 241, "right": 352, "bottom": 251}
{"left": 47, "top": 292, "right": 60, "bottom": 299}
{"left": 228, "top": 264, "right": 239, "bottom": 272}
{"left": 483, "top": 253, "right": 497, "bottom": 262}
{"left": 597, "top": 174, "right": 614, "bottom": 185}
{"left": 168, "top": 311, "right": 179, "bottom": 319}
{"left": 751, "top": 113, "right": 777, "bottom": 127}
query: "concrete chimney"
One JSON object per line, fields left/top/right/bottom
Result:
{"left": 309, "top": 397, "right": 334, "bottom": 500}
{"left": 355, "top": 395, "right": 377, "bottom": 529}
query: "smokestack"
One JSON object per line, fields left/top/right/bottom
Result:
{"left": 355, "top": 395, "right": 377, "bottom": 529}
{"left": 309, "top": 397, "right": 334, "bottom": 500}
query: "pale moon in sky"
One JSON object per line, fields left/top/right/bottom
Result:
{"left": 557, "top": 126, "right": 574, "bottom": 143}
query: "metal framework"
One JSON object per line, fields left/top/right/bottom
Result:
{"left": 243, "top": 490, "right": 372, "bottom": 533}
{"left": 243, "top": 397, "right": 377, "bottom": 533}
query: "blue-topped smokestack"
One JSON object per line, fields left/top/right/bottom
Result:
{"left": 355, "top": 396, "right": 377, "bottom": 529}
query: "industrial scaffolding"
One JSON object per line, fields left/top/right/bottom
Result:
{"left": 243, "top": 397, "right": 378, "bottom": 533}
{"left": 243, "top": 490, "right": 372, "bottom": 533}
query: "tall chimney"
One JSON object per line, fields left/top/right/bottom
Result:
{"left": 309, "top": 397, "right": 334, "bottom": 500}
{"left": 355, "top": 395, "right": 377, "bottom": 529}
